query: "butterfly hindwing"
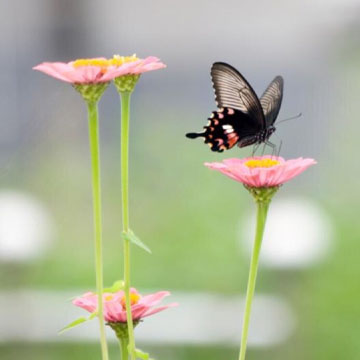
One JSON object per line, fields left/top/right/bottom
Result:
{"left": 260, "top": 76, "right": 284, "bottom": 126}
{"left": 186, "top": 108, "right": 259, "bottom": 152}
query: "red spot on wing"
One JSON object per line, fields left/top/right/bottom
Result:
{"left": 227, "top": 134, "right": 239, "bottom": 148}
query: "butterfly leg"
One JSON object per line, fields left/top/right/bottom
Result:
{"left": 265, "top": 140, "right": 277, "bottom": 157}
{"left": 252, "top": 143, "right": 261, "bottom": 156}
{"left": 261, "top": 142, "right": 267, "bottom": 156}
{"left": 277, "top": 140, "right": 283, "bottom": 157}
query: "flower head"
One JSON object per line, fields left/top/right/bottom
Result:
{"left": 34, "top": 55, "right": 166, "bottom": 96}
{"left": 33, "top": 58, "right": 125, "bottom": 84}
{"left": 34, "top": 57, "right": 121, "bottom": 103}
{"left": 205, "top": 156, "right": 316, "bottom": 188}
{"left": 33, "top": 55, "right": 165, "bottom": 84}
{"left": 73, "top": 288, "right": 177, "bottom": 323}
{"left": 111, "top": 55, "right": 166, "bottom": 93}
{"left": 109, "top": 55, "right": 166, "bottom": 75}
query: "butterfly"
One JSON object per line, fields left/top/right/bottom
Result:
{"left": 186, "top": 62, "right": 284, "bottom": 152}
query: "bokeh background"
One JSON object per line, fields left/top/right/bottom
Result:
{"left": 1, "top": 0, "right": 360, "bottom": 359}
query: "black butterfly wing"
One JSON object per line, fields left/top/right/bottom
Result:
{"left": 186, "top": 108, "right": 259, "bottom": 152}
{"left": 186, "top": 62, "right": 270, "bottom": 152}
{"left": 260, "top": 76, "right": 284, "bottom": 126}
{"left": 211, "top": 62, "right": 266, "bottom": 129}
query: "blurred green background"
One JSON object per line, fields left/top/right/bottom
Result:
{"left": 1, "top": 0, "right": 360, "bottom": 359}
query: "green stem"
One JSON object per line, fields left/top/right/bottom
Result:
{"left": 238, "top": 201, "right": 269, "bottom": 360}
{"left": 119, "top": 336, "right": 129, "bottom": 360}
{"left": 120, "top": 91, "right": 136, "bottom": 360}
{"left": 87, "top": 102, "right": 109, "bottom": 360}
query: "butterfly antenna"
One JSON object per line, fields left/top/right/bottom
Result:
{"left": 276, "top": 112, "right": 302, "bottom": 125}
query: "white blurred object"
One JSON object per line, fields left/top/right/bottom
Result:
{"left": 0, "top": 290, "right": 295, "bottom": 347}
{"left": 0, "top": 190, "right": 54, "bottom": 262}
{"left": 240, "top": 197, "right": 333, "bottom": 269}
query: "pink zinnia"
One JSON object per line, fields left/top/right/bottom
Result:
{"left": 33, "top": 55, "right": 165, "bottom": 84}
{"left": 33, "top": 58, "right": 133, "bottom": 84}
{"left": 205, "top": 156, "right": 316, "bottom": 188}
{"left": 109, "top": 55, "right": 166, "bottom": 75}
{"left": 73, "top": 288, "right": 177, "bottom": 323}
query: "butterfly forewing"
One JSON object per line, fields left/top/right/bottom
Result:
{"left": 260, "top": 76, "right": 284, "bottom": 126}
{"left": 211, "top": 62, "right": 265, "bottom": 129}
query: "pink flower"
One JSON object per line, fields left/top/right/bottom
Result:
{"left": 205, "top": 156, "right": 316, "bottom": 188}
{"left": 33, "top": 56, "right": 165, "bottom": 84}
{"left": 126, "top": 56, "right": 166, "bottom": 74}
{"left": 73, "top": 288, "right": 177, "bottom": 323}
{"left": 109, "top": 55, "right": 166, "bottom": 75}
{"left": 33, "top": 58, "right": 130, "bottom": 84}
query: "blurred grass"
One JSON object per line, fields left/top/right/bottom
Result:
{"left": 0, "top": 342, "right": 303, "bottom": 360}
{"left": 0, "top": 343, "right": 236, "bottom": 360}
{"left": 0, "top": 114, "right": 322, "bottom": 292}
{"left": 0, "top": 114, "right": 254, "bottom": 292}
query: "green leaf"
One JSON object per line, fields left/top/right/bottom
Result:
{"left": 88, "top": 311, "right": 98, "bottom": 320}
{"left": 103, "top": 280, "right": 125, "bottom": 293}
{"left": 59, "top": 312, "right": 97, "bottom": 334}
{"left": 134, "top": 348, "right": 154, "bottom": 360}
{"left": 59, "top": 317, "right": 88, "bottom": 334}
{"left": 123, "top": 229, "right": 151, "bottom": 254}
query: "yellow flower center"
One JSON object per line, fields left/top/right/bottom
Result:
{"left": 244, "top": 159, "right": 280, "bottom": 168}
{"left": 73, "top": 58, "right": 110, "bottom": 68}
{"left": 72, "top": 55, "right": 139, "bottom": 72}
{"left": 108, "top": 54, "right": 139, "bottom": 67}
{"left": 105, "top": 294, "right": 114, "bottom": 301}
{"left": 120, "top": 293, "right": 141, "bottom": 309}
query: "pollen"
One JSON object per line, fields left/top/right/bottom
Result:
{"left": 72, "top": 55, "right": 139, "bottom": 70}
{"left": 245, "top": 159, "right": 280, "bottom": 168}
{"left": 73, "top": 58, "right": 109, "bottom": 69}
{"left": 109, "top": 54, "right": 139, "bottom": 66}
{"left": 120, "top": 292, "right": 141, "bottom": 309}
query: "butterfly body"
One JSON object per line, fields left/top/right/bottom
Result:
{"left": 186, "top": 62, "right": 283, "bottom": 152}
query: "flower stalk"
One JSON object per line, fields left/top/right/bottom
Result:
{"left": 108, "top": 322, "right": 131, "bottom": 360}
{"left": 120, "top": 91, "right": 136, "bottom": 360}
{"left": 119, "top": 336, "right": 129, "bottom": 360}
{"left": 87, "top": 101, "right": 109, "bottom": 360}
{"left": 238, "top": 198, "right": 269, "bottom": 360}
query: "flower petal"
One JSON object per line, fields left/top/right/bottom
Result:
{"left": 130, "top": 57, "right": 166, "bottom": 74}
{"left": 33, "top": 62, "right": 75, "bottom": 83}
{"left": 139, "top": 291, "right": 170, "bottom": 307}
{"left": 131, "top": 304, "right": 150, "bottom": 320}
{"left": 72, "top": 292, "right": 97, "bottom": 313}
{"left": 205, "top": 156, "right": 316, "bottom": 188}
{"left": 141, "top": 303, "right": 178, "bottom": 318}
{"left": 104, "top": 301, "right": 123, "bottom": 322}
